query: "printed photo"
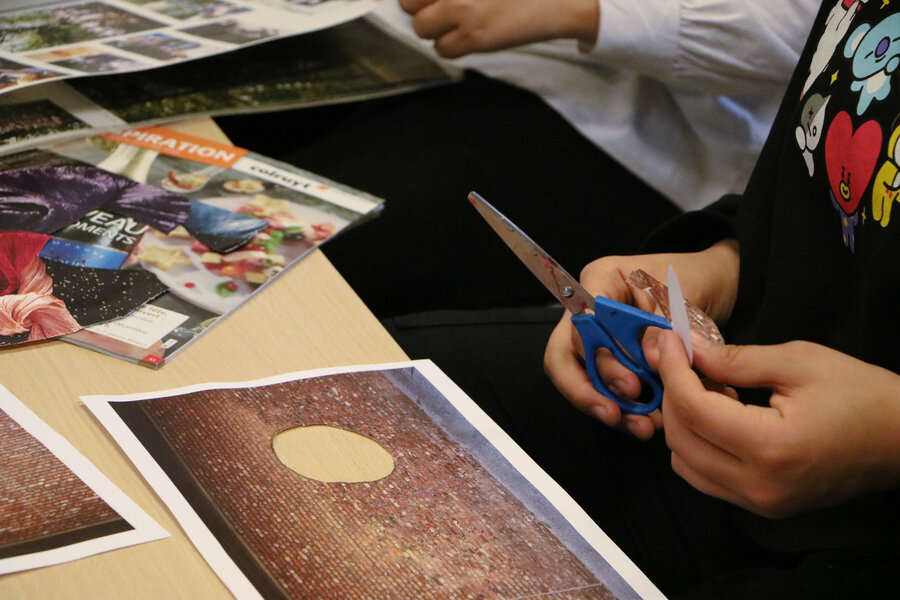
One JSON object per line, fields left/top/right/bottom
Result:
{"left": 252, "top": 0, "right": 349, "bottom": 12}
{"left": 0, "top": 384, "right": 166, "bottom": 574}
{"left": 180, "top": 19, "right": 280, "bottom": 45}
{"left": 0, "top": 100, "right": 89, "bottom": 149}
{"left": 0, "top": 58, "right": 62, "bottom": 90}
{"left": 0, "top": 408, "right": 132, "bottom": 559}
{"left": 140, "top": 0, "right": 251, "bottom": 21}
{"left": 104, "top": 33, "right": 206, "bottom": 61}
{"left": 29, "top": 45, "right": 146, "bottom": 73}
{"left": 0, "top": 2, "right": 164, "bottom": 53}
{"left": 54, "top": 52, "right": 144, "bottom": 74}
{"left": 84, "top": 363, "right": 655, "bottom": 599}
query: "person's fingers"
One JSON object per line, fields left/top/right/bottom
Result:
{"left": 622, "top": 413, "right": 661, "bottom": 440}
{"left": 593, "top": 347, "right": 642, "bottom": 399}
{"left": 545, "top": 322, "right": 624, "bottom": 425}
{"left": 658, "top": 331, "right": 779, "bottom": 458}
{"left": 409, "top": 2, "right": 458, "bottom": 40}
{"left": 397, "top": 0, "right": 435, "bottom": 15}
{"left": 669, "top": 451, "right": 746, "bottom": 509}
{"left": 701, "top": 377, "right": 739, "bottom": 400}
{"left": 691, "top": 338, "right": 808, "bottom": 391}
{"left": 432, "top": 28, "right": 484, "bottom": 58}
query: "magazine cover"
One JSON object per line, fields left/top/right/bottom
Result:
{"left": 0, "top": 17, "right": 459, "bottom": 154}
{"left": 82, "top": 360, "right": 665, "bottom": 599}
{"left": 8, "top": 124, "right": 383, "bottom": 367}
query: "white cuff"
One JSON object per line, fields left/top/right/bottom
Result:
{"left": 585, "top": 0, "right": 680, "bottom": 77}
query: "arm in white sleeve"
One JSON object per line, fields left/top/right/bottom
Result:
{"left": 585, "top": 0, "right": 819, "bottom": 95}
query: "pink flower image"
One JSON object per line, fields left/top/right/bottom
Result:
{"left": 0, "top": 231, "right": 80, "bottom": 341}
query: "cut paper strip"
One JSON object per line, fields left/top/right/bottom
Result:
{"left": 0, "top": 383, "right": 167, "bottom": 574}
{"left": 183, "top": 199, "right": 267, "bottom": 253}
{"left": 0, "top": 165, "right": 190, "bottom": 235}
{"left": 667, "top": 266, "right": 693, "bottom": 364}
{"left": 43, "top": 261, "right": 167, "bottom": 328}
{"left": 626, "top": 269, "right": 724, "bottom": 345}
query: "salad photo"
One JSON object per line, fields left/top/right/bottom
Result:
{"left": 132, "top": 192, "right": 342, "bottom": 314}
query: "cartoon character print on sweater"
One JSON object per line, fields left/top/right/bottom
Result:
{"left": 796, "top": 93, "right": 830, "bottom": 175}
{"left": 824, "top": 111, "right": 882, "bottom": 251}
{"left": 795, "top": 1, "right": 900, "bottom": 252}
{"left": 843, "top": 13, "right": 900, "bottom": 115}
{"left": 803, "top": 0, "right": 869, "bottom": 95}
{"left": 872, "top": 120, "right": 900, "bottom": 226}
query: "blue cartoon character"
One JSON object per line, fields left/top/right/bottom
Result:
{"left": 825, "top": 111, "right": 882, "bottom": 251}
{"left": 844, "top": 13, "right": 900, "bottom": 115}
{"left": 795, "top": 93, "right": 830, "bottom": 175}
{"left": 873, "top": 120, "right": 900, "bottom": 226}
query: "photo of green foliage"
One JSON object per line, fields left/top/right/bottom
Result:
{"left": 68, "top": 19, "right": 455, "bottom": 122}
{"left": 0, "top": 100, "right": 88, "bottom": 146}
{"left": 0, "top": 2, "right": 164, "bottom": 53}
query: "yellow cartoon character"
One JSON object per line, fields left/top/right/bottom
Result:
{"left": 873, "top": 123, "right": 900, "bottom": 227}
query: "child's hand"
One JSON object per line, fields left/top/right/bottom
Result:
{"left": 543, "top": 240, "right": 739, "bottom": 440}
{"left": 398, "top": 0, "right": 599, "bottom": 58}
{"left": 656, "top": 330, "right": 900, "bottom": 518}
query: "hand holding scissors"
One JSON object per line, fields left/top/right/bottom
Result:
{"left": 469, "top": 192, "right": 697, "bottom": 415}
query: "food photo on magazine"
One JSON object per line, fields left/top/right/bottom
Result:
{"left": 0, "top": 124, "right": 383, "bottom": 367}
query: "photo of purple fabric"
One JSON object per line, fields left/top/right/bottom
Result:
{"left": 0, "top": 165, "right": 191, "bottom": 235}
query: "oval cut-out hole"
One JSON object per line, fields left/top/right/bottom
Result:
{"left": 272, "top": 425, "right": 394, "bottom": 483}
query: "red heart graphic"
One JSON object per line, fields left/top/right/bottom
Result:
{"left": 824, "top": 111, "right": 882, "bottom": 214}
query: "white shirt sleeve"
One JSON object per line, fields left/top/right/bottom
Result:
{"left": 586, "top": 0, "right": 820, "bottom": 94}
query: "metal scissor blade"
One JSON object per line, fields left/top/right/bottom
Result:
{"left": 468, "top": 191, "right": 595, "bottom": 314}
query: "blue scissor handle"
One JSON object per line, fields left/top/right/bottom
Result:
{"left": 572, "top": 296, "right": 672, "bottom": 415}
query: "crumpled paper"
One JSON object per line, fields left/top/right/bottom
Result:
{"left": 626, "top": 269, "right": 724, "bottom": 345}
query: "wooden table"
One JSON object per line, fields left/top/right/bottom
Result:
{"left": 0, "top": 119, "right": 408, "bottom": 599}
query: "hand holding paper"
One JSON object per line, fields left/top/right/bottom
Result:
{"left": 543, "top": 240, "right": 740, "bottom": 439}
{"left": 399, "top": 0, "right": 599, "bottom": 58}
{"left": 656, "top": 331, "right": 900, "bottom": 518}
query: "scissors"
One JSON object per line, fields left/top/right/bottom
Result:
{"left": 468, "top": 191, "right": 674, "bottom": 415}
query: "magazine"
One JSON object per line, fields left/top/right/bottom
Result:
{"left": 0, "top": 0, "right": 379, "bottom": 94}
{"left": 12, "top": 124, "right": 383, "bottom": 367}
{"left": 0, "top": 17, "right": 459, "bottom": 154}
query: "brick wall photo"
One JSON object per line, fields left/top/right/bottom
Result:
{"left": 114, "top": 369, "right": 625, "bottom": 599}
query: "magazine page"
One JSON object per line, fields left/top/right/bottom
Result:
{"left": 0, "top": 382, "right": 167, "bottom": 574}
{"left": 18, "top": 124, "right": 383, "bottom": 367}
{"left": 82, "top": 360, "right": 665, "bottom": 599}
{"left": 0, "top": 17, "right": 459, "bottom": 155}
{"left": 0, "top": 0, "right": 380, "bottom": 95}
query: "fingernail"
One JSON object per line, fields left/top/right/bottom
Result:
{"left": 657, "top": 330, "right": 669, "bottom": 354}
{"left": 691, "top": 330, "right": 711, "bottom": 348}
{"left": 591, "top": 405, "right": 607, "bottom": 421}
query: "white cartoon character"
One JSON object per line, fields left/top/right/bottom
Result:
{"left": 802, "top": 0, "right": 869, "bottom": 95}
{"left": 873, "top": 121, "right": 900, "bottom": 227}
{"left": 844, "top": 13, "right": 900, "bottom": 115}
{"left": 795, "top": 93, "right": 830, "bottom": 175}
